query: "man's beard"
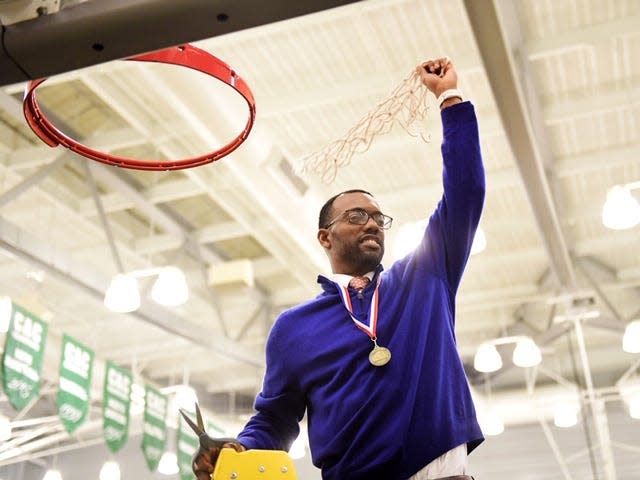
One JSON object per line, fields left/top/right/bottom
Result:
{"left": 345, "top": 240, "right": 384, "bottom": 272}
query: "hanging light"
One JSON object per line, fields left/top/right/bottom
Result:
{"left": 0, "top": 295, "right": 11, "bottom": 333}
{"left": 478, "top": 409, "right": 504, "bottom": 436}
{"left": 553, "top": 403, "right": 579, "bottom": 428}
{"left": 622, "top": 320, "right": 640, "bottom": 353}
{"left": 0, "top": 414, "right": 11, "bottom": 441}
{"left": 619, "top": 383, "right": 640, "bottom": 419}
{"left": 392, "top": 220, "right": 427, "bottom": 260}
{"left": 104, "top": 274, "right": 140, "bottom": 313}
{"left": 42, "top": 470, "right": 62, "bottom": 480}
{"left": 623, "top": 391, "right": 640, "bottom": 419}
{"left": 470, "top": 226, "right": 487, "bottom": 255}
{"left": 151, "top": 267, "right": 188, "bottom": 307}
{"left": 628, "top": 396, "right": 640, "bottom": 420}
{"left": 174, "top": 385, "right": 198, "bottom": 410}
{"left": 158, "top": 452, "right": 180, "bottom": 475}
{"left": 512, "top": 337, "right": 542, "bottom": 368}
{"left": 474, "top": 343, "right": 503, "bottom": 373}
{"left": 602, "top": 184, "right": 640, "bottom": 230}
{"left": 99, "top": 461, "right": 120, "bottom": 480}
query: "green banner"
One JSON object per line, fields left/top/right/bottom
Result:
{"left": 1, "top": 303, "right": 48, "bottom": 410}
{"left": 102, "top": 361, "right": 132, "bottom": 453}
{"left": 57, "top": 334, "right": 94, "bottom": 433}
{"left": 141, "top": 385, "right": 167, "bottom": 471}
{"left": 177, "top": 408, "right": 199, "bottom": 480}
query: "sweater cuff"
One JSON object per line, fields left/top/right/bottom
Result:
{"left": 440, "top": 101, "right": 475, "bottom": 127}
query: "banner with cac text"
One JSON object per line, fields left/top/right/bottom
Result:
{"left": 57, "top": 334, "right": 94, "bottom": 433}
{"left": 1, "top": 302, "right": 48, "bottom": 410}
{"left": 141, "top": 385, "right": 168, "bottom": 471}
{"left": 102, "top": 361, "right": 132, "bottom": 453}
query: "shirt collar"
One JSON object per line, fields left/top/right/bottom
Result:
{"left": 332, "top": 271, "right": 374, "bottom": 288}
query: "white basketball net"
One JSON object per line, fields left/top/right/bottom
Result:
{"left": 299, "top": 69, "right": 431, "bottom": 183}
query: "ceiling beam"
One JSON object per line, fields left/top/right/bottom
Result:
{"left": 0, "top": 155, "right": 67, "bottom": 209}
{"left": 463, "top": 0, "right": 576, "bottom": 288}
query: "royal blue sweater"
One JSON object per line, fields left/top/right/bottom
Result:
{"left": 237, "top": 102, "right": 485, "bottom": 479}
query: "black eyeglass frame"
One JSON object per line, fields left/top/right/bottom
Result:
{"left": 323, "top": 208, "right": 393, "bottom": 230}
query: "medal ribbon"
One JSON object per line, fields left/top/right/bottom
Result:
{"left": 336, "top": 278, "right": 380, "bottom": 340}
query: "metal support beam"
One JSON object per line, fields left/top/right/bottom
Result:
{"left": 463, "top": 0, "right": 576, "bottom": 287}
{"left": 576, "top": 258, "right": 626, "bottom": 323}
{"left": 573, "top": 318, "right": 617, "bottom": 480}
{"left": 233, "top": 303, "right": 266, "bottom": 342}
{"left": 0, "top": 156, "right": 67, "bottom": 209}
{"left": 82, "top": 160, "right": 124, "bottom": 272}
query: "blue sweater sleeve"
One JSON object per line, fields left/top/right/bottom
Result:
{"left": 419, "top": 101, "right": 485, "bottom": 292}
{"left": 236, "top": 316, "right": 305, "bottom": 451}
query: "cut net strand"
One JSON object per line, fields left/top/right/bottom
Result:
{"left": 299, "top": 69, "right": 431, "bottom": 183}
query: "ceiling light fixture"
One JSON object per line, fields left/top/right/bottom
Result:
{"left": 622, "top": 320, "right": 640, "bottom": 353}
{"left": 151, "top": 267, "right": 189, "bottom": 307}
{"left": 42, "top": 470, "right": 62, "bottom": 480}
{"left": 478, "top": 409, "right": 504, "bottom": 436}
{"left": 392, "top": 221, "right": 487, "bottom": 260}
{"left": 602, "top": 182, "right": 640, "bottom": 230}
{"left": 474, "top": 336, "right": 542, "bottom": 372}
{"left": 470, "top": 226, "right": 487, "bottom": 255}
{"left": 619, "top": 384, "right": 640, "bottom": 420}
{"left": 512, "top": 337, "right": 542, "bottom": 368}
{"left": 173, "top": 385, "right": 198, "bottom": 411}
{"left": 473, "top": 343, "right": 503, "bottom": 373}
{"left": 104, "top": 267, "right": 188, "bottom": 313}
{"left": 392, "top": 219, "right": 427, "bottom": 260}
{"left": 99, "top": 461, "right": 120, "bottom": 480}
{"left": 104, "top": 274, "right": 140, "bottom": 313}
{"left": 628, "top": 396, "right": 640, "bottom": 419}
{"left": 553, "top": 403, "right": 579, "bottom": 428}
{"left": 158, "top": 451, "right": 180, "bottom": 475}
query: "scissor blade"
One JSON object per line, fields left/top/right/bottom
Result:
{"left": 195, "top": 402, "right": 205, "bottom": 431}
{"left": 179, "top": 408, "right": 204, "bottom": 436}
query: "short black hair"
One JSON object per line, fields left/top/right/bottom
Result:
{"left": 318, "top": 189, "right": 374, "bottom": 229}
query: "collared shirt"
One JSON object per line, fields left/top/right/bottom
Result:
{"left": 332, "top": 272, "right": 374, "bottom": 287}
{"left": 410, "top": 444, "right": 467, "bottom": 479}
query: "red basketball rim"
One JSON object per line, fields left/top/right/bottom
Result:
{"left": 23, "top": 44, "right": 256, "bottom": 171}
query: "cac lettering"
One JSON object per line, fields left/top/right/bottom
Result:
{"left": 65, "top": 342, "right": 90, "bottom": 370}
{"left": 14, "top": 312, "right": 43, "bottom": 345}
{"left": 108, "top": 368, "right": 131, "bottom": 390}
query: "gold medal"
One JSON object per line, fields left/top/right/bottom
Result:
{"left": 369, "top": 339, "right": 391, "bottom": 367}
{"left": 336, "top": 278, "right": 391, "bottom": 367}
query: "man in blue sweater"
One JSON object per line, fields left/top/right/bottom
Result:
{"left": 194, "top": 57, "right": 485, "bottom": 480}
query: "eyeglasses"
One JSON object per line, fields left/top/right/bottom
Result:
{"left": 324, "top": 208, "right": 393, "bottom": 230}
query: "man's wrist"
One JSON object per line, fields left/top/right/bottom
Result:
{"left": 437, "top": 88, "right": 464, "bottom": 109}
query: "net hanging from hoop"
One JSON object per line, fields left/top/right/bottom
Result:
{"left": 299, "top": 69, "right": 432, "bottom": 183}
